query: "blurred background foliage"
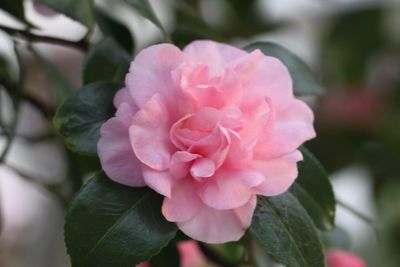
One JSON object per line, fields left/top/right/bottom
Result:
{"left": 0, "top": 0, "right": 399, "bottom": 266}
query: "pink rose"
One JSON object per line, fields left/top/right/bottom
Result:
{"left": 98, "top": 40, "right": 315, "bottom": 243}
{"left": 326, "top": 250, "right": 366, "bottom": 267}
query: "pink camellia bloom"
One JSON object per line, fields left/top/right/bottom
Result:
{"left": 98, "top": 40, "right": 315, "bottom": 243}
{"left": 326, "top": 250, "right": 366, "bottom": 267}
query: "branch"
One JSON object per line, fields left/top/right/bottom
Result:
{"left": 0, "top": 24, "right": 89, "bottom": 52}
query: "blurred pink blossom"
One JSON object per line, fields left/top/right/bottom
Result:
{"left": 326, "top": 250, "right": 366, "bottom": 267}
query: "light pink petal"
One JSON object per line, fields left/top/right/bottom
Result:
{"left": 142, "top": 168, "right": 174, "bottom": 198}
{"left": 190, "top": 158, "right": 215, "bottom": 179}
{"left": 169, "top": 151, "right": 200, "bottom": 179}
{"left": 178, "top": 196, "right": 257, "bottom": 244}
{"left": 197, "top": 169, "right": 262, "bottom": 210}
{"left": 98, "top": 105, "right": 144, "bottom": 186}
{"left": 126, "top": 44, "right": 184, "bottom": 111}
{"left": 254, "top": 99, "right": 315, "bottom": 160}
{"left": 183, "top": 40, "right": 247, "bottom": 76}
{"left": 162, "top": 179, "right": 203, "bottom": 222}
{"left": 240, "top": 52, "right": 293, "bottom": 109}
{"left": 113, "top": 87, "right": 137, "bottom": 109}
{"left": 129, "top": 94, "right": 174, "bottom": 171}
{"left": 253, "top": 150, "right": 303, "bottom": 196}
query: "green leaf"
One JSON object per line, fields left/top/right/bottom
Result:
{"left": 250, "top": 193, "right": 326, "bottom": 267}
{"left": 150, "top": 242, "right": 180, "bottom": 267}
{"left": 36, "top": 0, "right": 94, "bottom": 32}
{"left": 244, "top": 42, "right": 323, "bottom": 96}
{"left": 290, "top": 147, "right": 336, "bottom": 231}
{"left": 124, "top": 0, "right": 168, "bottom": 39}
{"left": 65, "top": 172, "right": 178, "bottom": 267}
{"left": 82, "top": 37, "right": 130, "bottom": 84}
{"left": 95, "top": 8, "right": 135, "bottom": 53}
{"left": 54, "top": 81, "right": 120, "bottom": 155}
{"left": 0, "top": 0, "right": 27, "bottom": 24}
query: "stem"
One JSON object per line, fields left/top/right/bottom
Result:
{"left": 0, "top": 24, "right": 89, "bottom": 51}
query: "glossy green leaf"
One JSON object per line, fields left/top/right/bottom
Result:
{"left": 244, "top": 42, "right": 323, "bottom": 96}
{"left": 82, "top": 38, "right": 130, "bottom": 84}
{"left": 36, "top": 0, "right": 94, "bottom": 31}
{"left": 290, "top": 147, "right": 336, "bottom": 230}
{"left": 54, "top": 81, "right": 120, "bottom": 155}
{"left": 124, "top": 0, "right": 167, "bottom": 37}
{"left": 250, "top": 193, "right": 326, "bottom": 267}
{"left": 95, "top": 8, "right": 135, "bottom": 53}
{"left": 65, "top": 173, "right": 178, "bottom": 267}
{"left": 1, "top": 0, "right": 27, "bottom": 23}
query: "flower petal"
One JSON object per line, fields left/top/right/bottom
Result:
{"left": 113, "top": 87, "right": 137, "bottom": 109}
{"left": 190, "top": 158, "right": 215, "bottom": 179}
{"left": 162, "top": 178, "right": 203, "bottom": 222}
{"left": 142, "top": 168, "right": 173, "bottom": 198}
{"left": 240, "top": 52, "right": 293, "bottom": 109}
{"left": 254, "top": 99, "right": 315, "bottom": 160}
{"left": 183, "top": 40, "right": 247, "bottom": 76}
{"left": 253, "top": 150, "right": 303, "bottom": 196}
{"left": 98, "top": 104, "right": 144, "bottom": 186}
{"left": 129, "top": 94, "right": 174, "bottom": 171}
{"left": 178, "top": 196, "right": 257, "bottom": 244}
{"left": 197, "top": 169, "right": 262, "bottom": 210}
{"left": 126, "top": 44, "right": 184, "bottom": 111}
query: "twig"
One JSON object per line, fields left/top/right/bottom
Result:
{"left": 0, "top": 24, "right": 89, "bottom": 52}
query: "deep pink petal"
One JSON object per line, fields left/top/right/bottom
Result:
{"left": 253, "top": 150, "right": 303, "bottom": 196}
{"left": 162, "top": 178, "right": 203, "bottom": 222}
{"left": 98, "top": 104, "right": 144, "bottom": 186}
{"left": 129, "top": 95, "right": 174, "bottom": 171}
{"left": 177, "top": 196, "right": 257, "bottom": 244}
{"left": 197, "top": 169, "right": 262, "bottom": 210}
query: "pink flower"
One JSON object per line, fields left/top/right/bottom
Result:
{"left": 326, "top": 250, "right": 366, "bottom": 267}
{"left": 177, "top": 241, "right": 207, "bottom": 267}
{"left": 98, "top": 40, "right": 315, "bottom": 243}
{"left": 135, "top": 241, "right": 207, "bottom": 267}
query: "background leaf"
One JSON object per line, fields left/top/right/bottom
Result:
{"left": 124, "top": 0, "right": 168, "bottom": 39}
{"left": 250, "top": 193, "right": 326, "bottom": 267}
{"left": 0, "top": 0, "right": 27, "bottom": 24}
{"left": 82, "top": 37, "right": 130, "bottom": 84}
{"left": 54, "top": 81, "right": 120, "bottom": 155}
{"left": 95, "top": 8, "right": 135, "bottom": 53}
{"left": 245, "top": 42, "right": 323, "bottom": 96}
{"left": 290, "top": 147, "right": 336, "bottom": 231}
{"left": 36, "top": 0, "right": 94, "bottom": 32}
{"left": 65, "top": 172, "right": 178, "bottom": 267}
{"left": 150, "top": 242, "right": 180, "bottom": 267}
